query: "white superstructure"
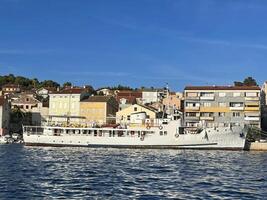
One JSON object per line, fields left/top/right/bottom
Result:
{"left": 23, "top": 119, "right": 247, "bottom": 150}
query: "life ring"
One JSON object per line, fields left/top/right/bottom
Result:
{"left": 175, "top": 134, "right": 179, "bottom": 138}
{"left": 159, "top": 125, "right": 163, "bottom": 130}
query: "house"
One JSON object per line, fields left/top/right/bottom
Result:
{"left": 36, "top": 87, "right": 56, "bottom": 99}
{"left": 2, "top": 84, "right": 21, "bottom": 94}
{"left": 49, "top": 88, "right": 89, "bottom": 123}
{"left": 0, "top": 96, "right": 10, "bottom": 136}
{"left": 80, "top": 96, "right": 118, "bottom": 125}
{"left": 11, "top": 94, "right": 41, "bottom": 112}
{"left": 184, "top": 85, "right": 261, "bottom": 129}
{"left": 116, "top": 90, "right": 142, "bottom": 111}
{"left": 162, "top": 92, "right": 184, "bottom": 111}
{"left": 96, "top": 88, "right": 114, "bottom": 96}
{"left": 141, "top": 88, "right": 167, "bottom": 104}
{"left": 116, "top": 104, "right": 158, "bottom": 125}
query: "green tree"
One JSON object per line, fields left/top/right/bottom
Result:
{"left": 234, "top": 77, "right": 258, "bottom": 87}
{"left": 243, "top": 77, "right": 257, "bottom": 86}
{"left": 63, "top": 82, "right": 72, "bottom": 88}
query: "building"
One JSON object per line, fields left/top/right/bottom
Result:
{"left": 80, "top": 96, "right": 118, "bottom": 125}
{"left": 116, "top": 104, "right": 158, "bottom": 125}
{"left": 36, "top": 87, "right": 56, "bottom": 99}
{"left": 49, "top": 88, "right": 89, "bottom": 123}
{"left": 162, "top": 92, "right": 184, "bottom": 111}
{"left": 11, "top": 93, "right": 40, "bottom": 112}
{"left": 96, "top": 88, "right": 114, "bottom": 96}
{"left": 261, "top": 82, "right": 267, "bottom": 130}
{"left": 116, "top": 91, "right": 142, "bottom": 111}
{"left": 184, "top": 86, "right": 261, "bottom": 129}
{"left": 0, "top": 96, "right": 10, "bottom": 136}
{"left": 2, "top": 84, "right": 21, "bottom": 94}
{"left": 31, "top": 102, "right": 49, "bottom": 125}
{"left": 141, "top": 89, "right": 167, "bottom": 104}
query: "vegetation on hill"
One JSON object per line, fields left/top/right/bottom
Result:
{"left": 0, "top": 74, "right": 60, "bottom": 90}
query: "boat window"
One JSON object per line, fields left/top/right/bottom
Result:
{"left": 160, "top": 131, "right": 163, "bottom": 136}
{"left": 164, "top": 131, "right": 167, "bottom": 135}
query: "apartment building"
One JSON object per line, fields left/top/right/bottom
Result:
{"left": 184, "top": 86, "right": 261, "bottom": 129}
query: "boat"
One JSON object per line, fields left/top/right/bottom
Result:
{"left": 0, "top": 136, "right": 7, "bottom": 144}
{"left": 22, "top": 119, "right": 248, "bottom": 150}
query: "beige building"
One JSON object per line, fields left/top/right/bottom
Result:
{"left": 116, "top": 104, "right": 157, "bottom": 125}
{"left": 11, "top": 94, "right": 40, "bottom": 112}
{"left": 162, "top": 93, "right": 183, "bottom": 110}
{"left": 80, "top": 96, "right": 118, "bottom": 125}
{"left": 49, "top": 88, "right": 89, "bottom": 123}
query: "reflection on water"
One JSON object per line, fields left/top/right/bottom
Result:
{"left": 0, "top": 144, "right": 266, "bottom": 199}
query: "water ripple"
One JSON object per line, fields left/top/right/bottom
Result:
{"left": 0, "top": 145, "right": 266, "bottom": 199}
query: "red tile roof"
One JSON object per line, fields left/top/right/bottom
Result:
{"left": 51, "top": 88, "right": 85, "bottom": 94}
{"left": 184, "top": 86, "right": 261, "bottom": 91}
{"left": 81, "top": 96, "right": 115, "bottom": 102}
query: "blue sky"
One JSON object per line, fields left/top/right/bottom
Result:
{"left": 0, "top": 0, "right": 266, "bottom": 91}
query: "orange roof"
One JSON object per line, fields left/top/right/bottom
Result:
{"left": 51, "top": 88, "right": 85, "bottom": 94}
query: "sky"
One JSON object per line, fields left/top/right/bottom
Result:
{"left": 0, "top": 0, "right": 267, "bottom": 91}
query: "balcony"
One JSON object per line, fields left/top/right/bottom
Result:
{"left": 200, "top": 96, "right": 215, "bottom": 101}
{"left": 245, "top": 117, "right": 260, "bottom": 121}
{"left": 245, "top": 97, "right": 260, "bottom": 101}
{"left": 185, "top": 106, "right": 200, "bottom": 111}
{"left": 200, "top": 116, "right": 214, "bottom": 121}
{"left": 185, "top": 116, "right": 200, "bottom": 121}
{"left": 244, "top": 107, "right": 259, "bottom": 111}
{"left": 186, "top": 96, "right": 200, "bottom": 100}
{"left": 230, "top": 107, "right": 244, "bottom": 111}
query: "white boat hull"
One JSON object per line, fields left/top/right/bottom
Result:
{"left": 23, "top": 121, "right": 246, "bottom": 150}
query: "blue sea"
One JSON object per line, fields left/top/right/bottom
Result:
{"left": 0, "top": 144, "right": 266, "bottom": 199}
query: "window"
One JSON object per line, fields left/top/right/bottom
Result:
{"left": 186, "top": 112, "right": 197, "bottom": 117}
{"left": 233, "top": 92, "right": 241, "bottom": 97}
{"left": 219, "top": 102, "right": 227, "bottom": 107}
{"left": 219, "top": 93, "right": 226, "bottom": 97}
{"left": 127, "top": 115, "right": 130, "bottom": 120}
{"left": 164, "top": 131, "right": 167, "bottom": 135}
{"left": 201, "top": 92, "right": 214, "bottom": 97}
{"left": 186, "top": 102, "right": 199, "bottom": 107}
{"left": 245, "top": 92, "right": 258, "bottom": 97}
{"left": 219, "top": 112, "right": 225, "bottom": 117}
{"left": 233, "top": 112, "right": 241, "bottom": 117}
{"left": 134, "top": 107, "right": 137, "bottom": 111}
{"left": 203, "top": 102, "right": 211, "bottom": 107}
{"left": 160, "top": 131, "right": 163, "bottom": 136}
{"left": 230, "top": 102, "right": 243, "bottom": 107}
{"left": 25, "top": 105, "right": 29, "bottom": 109}
{"left": 187, "top": 92, "right": 198, "bottom": 97}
